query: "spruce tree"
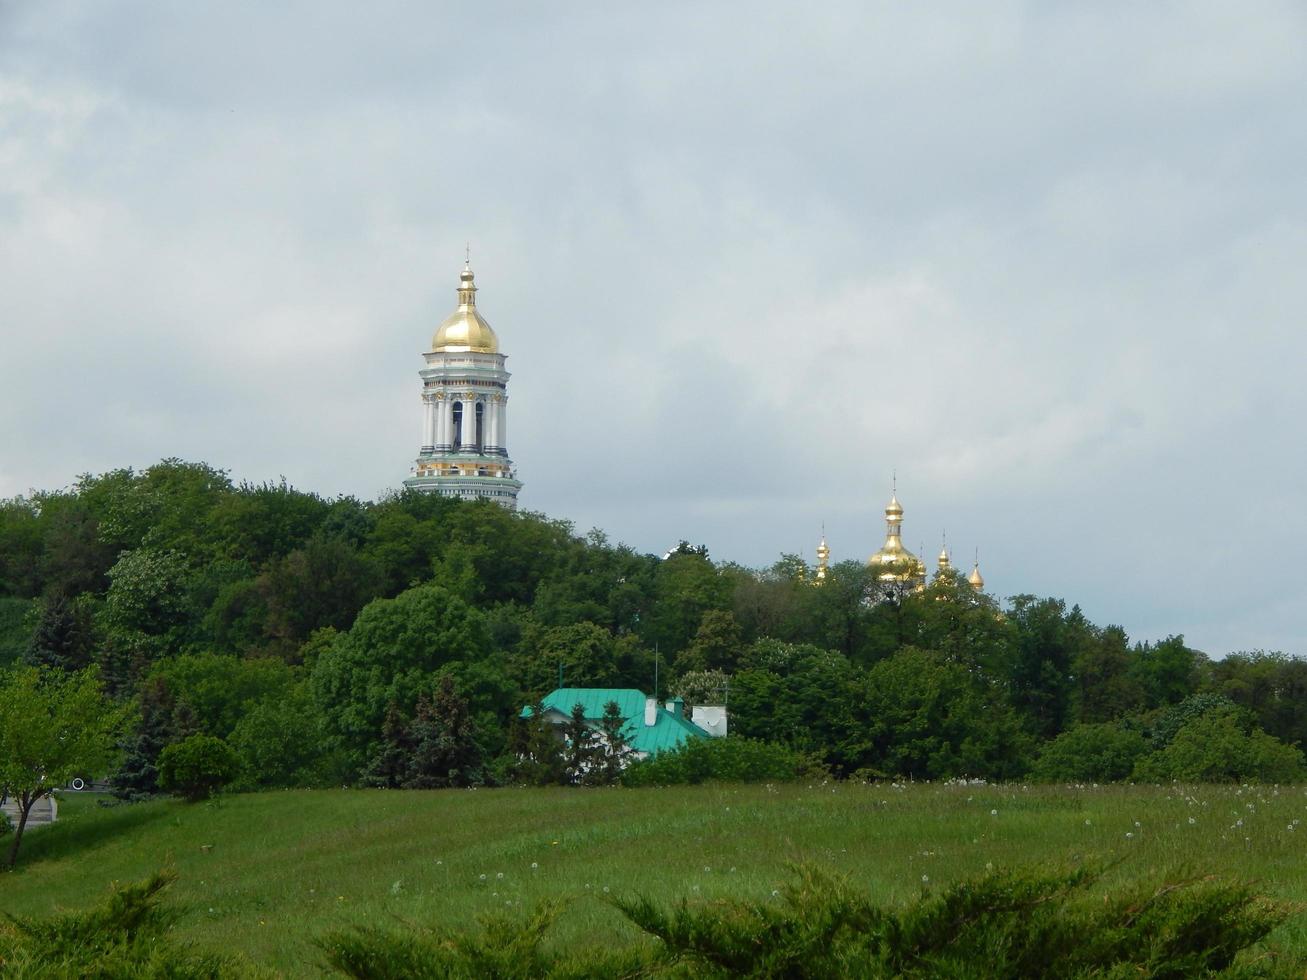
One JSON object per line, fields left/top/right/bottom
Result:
{"left": 596, "top": 699, "right": 632, "bottom": 784}
{"left": 563, "top": 703, "right": 598, "bottom": 785}
{"left": 362, "top": 702, "right": 414, "bottom": 788}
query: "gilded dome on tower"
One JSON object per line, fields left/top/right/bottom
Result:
{"left": 431, "top": 263, "right": 500, "bottom": 353}
{"left": 868, "top": 492, "right": 924, "bottom": 582}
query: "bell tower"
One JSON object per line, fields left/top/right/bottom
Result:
{"left": 403, "top": 259, "right": 523, "bottom": 508}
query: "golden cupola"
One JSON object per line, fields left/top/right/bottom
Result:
{"left": 431, "top": 262, "right": 500, "bottom": 353}
{"left": 936, "top": 535, "right": 951, "bottom": 575}
{"left": 868, "top": 491, "right": 924, "bottom": 583}
{"left": 815, "top": 533, "right": 830, "bottom": 583}
{"left": 968, "top": 553, "right": 985, "bottom": 591}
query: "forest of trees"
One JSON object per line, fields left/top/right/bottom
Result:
{"left": 2, "top": 458, "right": 1304, "bottom": 796}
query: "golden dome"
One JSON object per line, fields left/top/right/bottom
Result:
{"left": 968, "top": 563, "right": 985, "bottom": 590}
{"left": 431, "top": 263, "right": 500, "bottom": 353}
{"left": 868, "top": 495, "right": 921, "bottom": 581}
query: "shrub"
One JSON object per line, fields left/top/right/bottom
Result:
{"left": 1133, "top": 706, "right": 1306, "bottom": 783}
{"left": 1030, "top": 722, "right": 1149, "bottom": 782}
{"left": 0, "top": 870, "right": 257, "bottom": 976}
{"left": 321, "top": 863, "right": 1293, "bottom": 978}
{"left": 613, "top": 863, "right": 1292, "bottom": 977}
{"left": 157, "top": 733, "right": 241, "bottom": 802}
{"left": 621, "top": 737, "right": 814, "bottom": 787}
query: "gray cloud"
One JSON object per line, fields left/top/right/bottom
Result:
{"left": 2, "top": 1, "right": 1305, "bottom": 656}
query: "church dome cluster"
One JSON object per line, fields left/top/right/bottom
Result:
{"left": 814, "top": 484, "right": 986, "bottom": 595}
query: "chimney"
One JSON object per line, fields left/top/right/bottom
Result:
{"left": 665, "top": 697, "right": 683, "bottom": 718}
{"left": 644, "top": 696, "right": 658, "bottom": 727}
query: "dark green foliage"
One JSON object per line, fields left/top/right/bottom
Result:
{"left": 310, "top": 581, "right": 489, "bottom": 762}
{"left": 562, "top": 702, "right": 598, "bottom": 785}
{"left": 110, "top": 676, "right": 180, "bottom": 800}
{"left": 0, "top": 870, "right": 258, "bottom": 977}
{"left": 615, "top": 863, "right": 1293, "bottom": 978}
{"left": 622, "top": 737, "right": 813, "bottom": 786}
{"left": 158, "top": 733, "right": 241, "bottom": 802}
{"left": 362, "top": 678, "right": 488, "bottom": 789}
{"left": 848, "top": 647, "right": 1031, "bottom": 781}
{"left": 23, "top": 593, "right": 96, "bottom": 672}
{"left": 321, "top": 899, "right": 647, "bottom": 979}
{"left": 596, "top": 699, "right": 631, "bottom": 784}
{"left": 1031, "top": 722, "right": 1150, "bottom": 782}
{"left": 318, "top": 864, "right": 1294, "bottom": 978}
{"left": 1133, "top": 706, "right": 1306, "bottom": 783}
{"left": 4, "top": 456, "right": 1305, "bottom": 793}
{"left": 0, "top": 596, "right": 35, "bottom": 668}
{"left": 502, "top": 701, "right": 567, "bottom": 786}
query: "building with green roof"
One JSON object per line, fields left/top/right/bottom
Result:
{"left": 521, "top": 688, "right": 716, "bottom": 760}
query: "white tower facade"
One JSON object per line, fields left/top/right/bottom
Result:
{"left": 403, "top": 261, "right": 523, "bottom": 508}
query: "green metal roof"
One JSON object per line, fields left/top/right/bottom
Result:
{"left": 522, "top": 688, "right": 709, "bottom": 756}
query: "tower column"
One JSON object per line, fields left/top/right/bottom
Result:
{"left": 421, "top": 395, "right": 434, "bottom": 453}
{"left": 435, "top": 396, "right": 449, "bottom": 452}
{"left": 497, "top": 395, "right": 508, "bottom": 456}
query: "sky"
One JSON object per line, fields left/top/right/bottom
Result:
{"left": 2, "top": 2, "right": 1305, "bottom": 657}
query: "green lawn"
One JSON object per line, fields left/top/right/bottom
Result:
{"left": 5, "top": 782, "right": 1306, "bottom": 976}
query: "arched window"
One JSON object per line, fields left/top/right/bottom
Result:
{"left": 452, "top": 401, "right": 463, "bottom": 450}
{"left": 475, "top": 401, "right": 485, "bottom": 453}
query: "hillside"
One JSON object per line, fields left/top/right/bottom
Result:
{"left": 5, "top": 784, "right": 1307, "bottom": 976}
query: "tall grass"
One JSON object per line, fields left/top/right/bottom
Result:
{"left": 5, "top": 783, "right": 1307, "bottom": 975}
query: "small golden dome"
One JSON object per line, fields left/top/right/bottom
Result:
{"left": 431, "top": 262, "right": 500, "bottom": 353}
{"left": 885, "top": 494, "right": 903, "bottom": 519}
{"left": 968, "top": 563, "right": 985, "bottom": 590}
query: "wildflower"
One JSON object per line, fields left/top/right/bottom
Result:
{"left": 479, "top": 874, "right": 487, "bottom": 881}
{"left": 496, "top": 872, "right": 504, "bottom": 880}
{"left": 921, "top": 875, "right": 929, "bottom": 883}
{"left": 1084, "top": 819, "right": 1091, "bottom": 826}
{"left": 1125, "top": 832, "right": 1133, "bottom": 839}
{"left": 1189, "top": 817, "right": 1196, "bottom": 825}
{"left": 531, "top": 862, "right": 539, "bottom": 870}
{"left": 991, "top": 809, "right": 998, "bottom": 816}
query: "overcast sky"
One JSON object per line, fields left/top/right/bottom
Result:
{"left": 2, "top": 2, "right": 1305, "bottom": 657}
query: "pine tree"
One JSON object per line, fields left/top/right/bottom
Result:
{"left": 596, "top": 699, "right": 632, "bottom": 784}
{"left": 24, "top": 593, "right": 95, "bottom": 673}
{"left": 406, "top": 676, "right": 485, "bottom": 788}
{"left": 563, "top": 703, "right": 598, "bottom": 785}
{"left": 362, "top": 702, "right": 414, "bottom": 788}
{"left": 110, "top": 677, "right": 177, "bottom": 800}
{"left": 512, "top": 700, "right": 567, "bottom": 786}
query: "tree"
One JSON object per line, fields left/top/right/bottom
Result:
{"left": 1030, "top": 722, "right": 1149, "bottom": 782}
{"left": 157, "top": 734, "right": 241, "bottom": 802}
{"left": 310, "top": 581, "right": 489, "bottom": 766}
{"left": 563, "top": 703, "right": 599, "bottom": 785}
{"left": 406, "top": 676, "right": 486, "bottom": 788}
{"left": 595, "top": 700, "right": 632, "bottom": 784}
{"left": 1133, "top": 706, "right": 1306, "bottom": 783}
{"left": 0, "top": 666, "right": 132, "bottom": 867}
{"left": 23, "top": 592, "right": 96, "bottom": 673}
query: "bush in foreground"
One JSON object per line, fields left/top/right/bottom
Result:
{"left": 323, "top": 862, "right": 1295, "bottom": 978}
{"left": 621, "top": 736, "right": 815, "bottom": 787}
{"left": 0, "top": 870, "right": 260, "bottom": 978}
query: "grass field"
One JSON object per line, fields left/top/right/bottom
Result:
{"left": 4, "top": 782, "right": 1307, "bottom": 976}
